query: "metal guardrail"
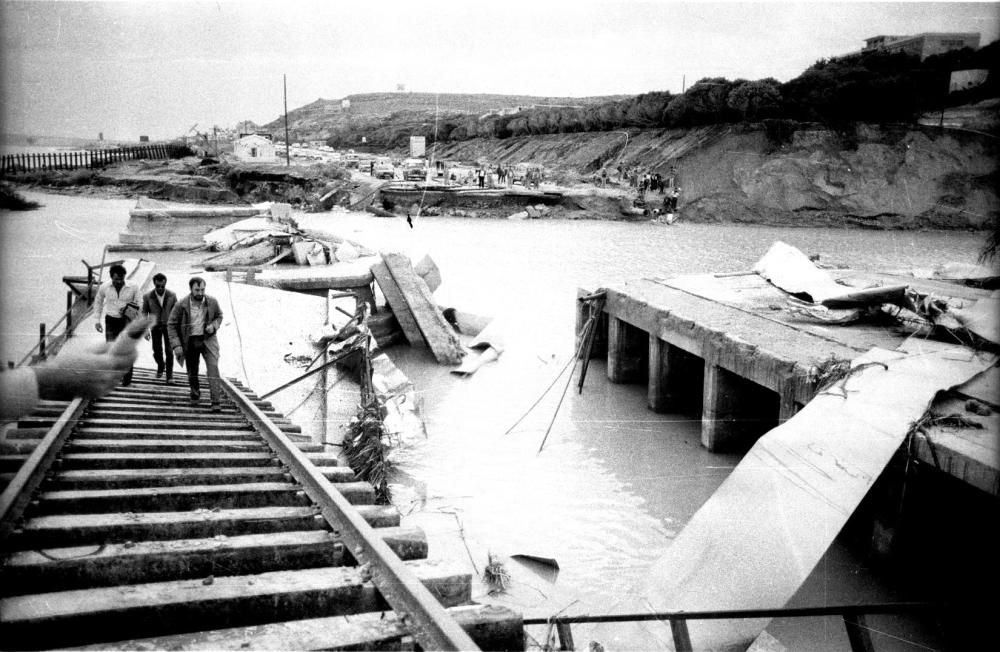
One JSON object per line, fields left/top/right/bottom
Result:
{"left": 220, "top": 376, "right": 480, "bottom": 651}
{"left": 12, "top": 256, "right": 122, "bottom": 368}
{"left": 523, "top": 601, "right": 942, "bottom": 652}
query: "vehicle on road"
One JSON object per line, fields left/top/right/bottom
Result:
{"left": 374, "top": 156, "right": 395, "bottom": 180}
{"left": 403, "top": 157, "right": 427, "bottom": 181}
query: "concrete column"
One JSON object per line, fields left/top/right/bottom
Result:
{"left": 701, "top": 363, "right": 743, "bottom": 451}
{"left": 778, "top": 383, "right": 799, "bottom": 423}
{"left": 607, "top": 316, "right": 628, "bottom": 383}
{"left": 648, "top": 335, "right": 669, "bottom": 412}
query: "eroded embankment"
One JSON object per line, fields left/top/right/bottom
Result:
{"left": 430, "top": 123, "right": 999, "bottom": 229}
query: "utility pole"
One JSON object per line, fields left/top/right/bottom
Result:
{"left": 939, "top": 71, "right": 948, "bottom": 131}
{"left": 284, "top": 74, "right": 291, "bottom": 166}
{"left": 682, "top": 74, "right": 686, "bottom": 93}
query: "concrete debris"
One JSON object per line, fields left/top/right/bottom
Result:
{"left": 202, "top": 217, "right": 290, "bottom": 250}
{"left": 376, "top": 252, "right": 465, "bottom": 365}
{"left": 413, "top": 254, "right": 442, "bottom": 293}
{"left": 756, "top": 241, "right": 1000, "bottom": 348}
{"left": 334, "top": 241, "right": 360, "bottom": 262}
{"left": 371, "top": 353, "right": 427, "bottom": 445}
{"left": 451, "top": 317, "right": 505, "bottom": 377}
{"left": 898, "top": 261, "right": 999, "bottom": 286}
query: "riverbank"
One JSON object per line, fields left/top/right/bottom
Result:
{"left": 6, "top": 120, "right": 998, "bottom": 231}
{"left": 427, "top": 122, "right": 1000, "bottom": 230}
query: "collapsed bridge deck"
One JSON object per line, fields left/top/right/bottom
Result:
{"left": 581, "top": 270, "right": 998, "bottom": 495}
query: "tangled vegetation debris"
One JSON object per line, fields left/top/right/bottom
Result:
{"left": 340, "top": 319, "right": 396, "bottom": 504}
{"left": 908, "top": 411, "right": 984, "bottom": 437}
{"left": 483, "top": 552, "right": 511, "bottom": 594}
{"left": 812, "top": 355, "right": 889, "bottom": 397}
{"left": 343, "top": 393, "right": 394, "bottom": 504}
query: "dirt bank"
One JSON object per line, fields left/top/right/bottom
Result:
{"left": 7, "top": 121, "right": 996, "bottom": 230}
{"left": 429, "top": 122, "right": 998, "bottom": 230}
{"left": 4, "top": 158, "right": 377, "bottom": 210}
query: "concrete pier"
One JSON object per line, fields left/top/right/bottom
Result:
{"left": 580, "top": 270, "right": 998, "bottom": 495}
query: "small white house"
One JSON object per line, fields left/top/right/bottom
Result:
{"left": 233, "top": 134, "right": 276, "bottom": 163}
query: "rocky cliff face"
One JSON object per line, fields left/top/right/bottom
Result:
{"left": 430, "top": 123, "right": 997, "bottom": 229}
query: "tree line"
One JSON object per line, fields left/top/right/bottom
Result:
{"left": 325, "top": 41, "right": 998, "bottom": 150}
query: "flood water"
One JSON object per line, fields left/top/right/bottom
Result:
{"left": 1, "top": 191, "right": 988, "bottom": 650}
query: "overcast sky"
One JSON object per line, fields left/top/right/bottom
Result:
{"left": 2, "top": 0, "right": 997, "bottom": 141}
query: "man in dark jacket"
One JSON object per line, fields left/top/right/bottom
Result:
{"left": 141, "top": 273, "right": 178, "bottom": 383}
{"left": 168, "top": 277, "right": 224, "bottom": 411}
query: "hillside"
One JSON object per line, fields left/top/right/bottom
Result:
{"left": 262, "top": 91, "right": 629, "bottom": 142}
{"left": 428, "top": 120, "right": 997, "bottom": 230}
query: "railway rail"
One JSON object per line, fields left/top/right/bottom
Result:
{"left": 1, "top": 368, "right": 522, "bottom": 650}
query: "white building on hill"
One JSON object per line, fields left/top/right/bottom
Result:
{"left": 234, "top": 134, "right": 276, "bottom": 163}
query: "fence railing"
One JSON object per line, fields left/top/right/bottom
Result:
{"left": 9, "top": 255, "right": 119, "bottom": 369}
{"left": 523, "top": 601, "right": 943, "bottom": 652}
{"left": 0, "top": 144, "right": 187, "bottom": 176}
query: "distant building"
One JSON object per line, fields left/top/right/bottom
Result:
{"left": 410, "top": 136, "right": 426, "bottom": 157}
{"left": 862, "top": 32, "right": 980, "bottom": 60}
{"left": 233, "top": 134, "right": 276, "bottom": 163}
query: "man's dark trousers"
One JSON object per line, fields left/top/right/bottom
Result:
{"left": 104, "top": 315, "right": 133, "bottom": 385}
{"left": 183, "top": 335, "right": 221, "bottom": 404}
{"left": 150, "top": 325, "right": 173, "bottom": 380}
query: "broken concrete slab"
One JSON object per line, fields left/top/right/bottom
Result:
{"left": 380, "top": 252, "right": 464, "bottom": 365}
{"left": 372, "top": 260, "right": 425, "bottom": 348}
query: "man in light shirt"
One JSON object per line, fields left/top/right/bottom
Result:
{"left": 141, "top": 273, "right": 178, "bottom": 384}
{"left": 168, "top": 277, "right": 224, "bottom": 411}
{"left": 93, "top": 263, "right": 140, "bottom": 386}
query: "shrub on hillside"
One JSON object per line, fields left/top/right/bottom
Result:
{"left": 763, "top": 119, "right": 798, "bottom": 151}
{"left": 66, "top": 169, "right": 96, "bottom": 185}
{"left": 305, "top": 162, "right": 350, "bottom": 180}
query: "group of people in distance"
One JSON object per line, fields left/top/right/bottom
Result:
{"left": 0, "top": 266, "right": 225, "bottom": 421}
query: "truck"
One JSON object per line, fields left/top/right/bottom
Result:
{"left": 373, "top": 156, "right": 395, "bottom": 179}
{"left": 403, "top": 157, "right": 427, "bottom": 182}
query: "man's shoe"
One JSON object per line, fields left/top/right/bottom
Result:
{"left": 165, "top": 377, "right": 174, "bottom": 385}
{"left": 156, "top": 369, "right": 163, "bottom": 379}
{"left": 122, "top": 380, "right": 131, "bottom": 387}
{"left": 211, "top": 403, "right": 222, "bottom": 413}
{"left": 189, "top": 390, "right": 201, "bottom": 402}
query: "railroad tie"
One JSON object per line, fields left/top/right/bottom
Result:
{"left": 0, "top": 367, "right": 522, "bottom": 650}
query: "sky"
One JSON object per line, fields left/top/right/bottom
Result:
{"left": 1, "top": 0, "right": 997, "bottom": 141}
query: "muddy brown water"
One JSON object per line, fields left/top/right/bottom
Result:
{"left": 1, "top": 191, "right": 988, "bottom": 650}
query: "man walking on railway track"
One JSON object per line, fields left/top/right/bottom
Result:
{"left": 141, "top": 272, "right": 177, "bottom": 384}
{"left": 168, "top": 277, "right": 224, "bottom": 411}
{"left": 93, "top": 263, "right": 140, "bottom": 386}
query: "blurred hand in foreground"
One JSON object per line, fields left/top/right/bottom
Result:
{"left": 33, "top": 317, "right": 152, "bottom": 400}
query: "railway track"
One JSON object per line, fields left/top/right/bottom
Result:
{"left": 1, "top": 368, "right": 522, "bottom": 650}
